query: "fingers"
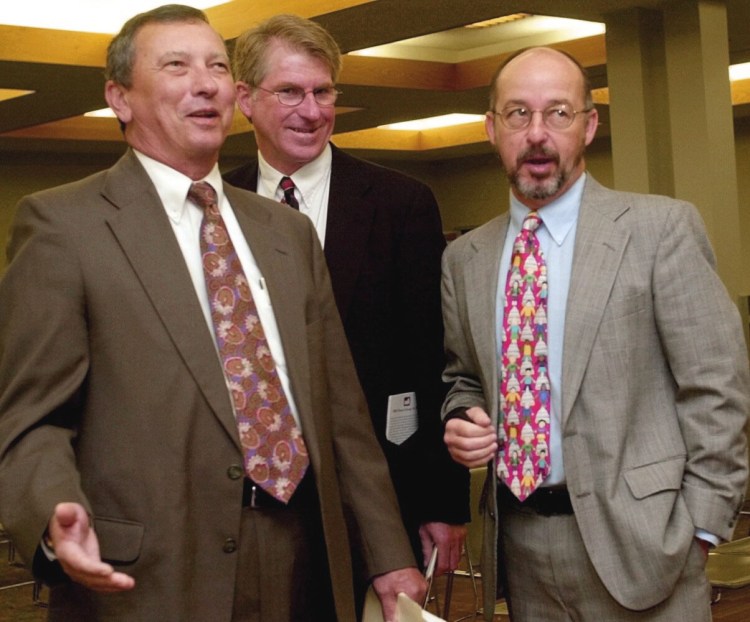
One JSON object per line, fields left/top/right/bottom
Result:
{"left": 444, "top": 408, "right": 498, "bottom": 468}
{"left": 438, "top": 526, "right": 467, "bottom": 574}
{"left": 695, "top": 537, "right": 710, "bottom": 562}
{"left": 372, "top": 568, "right": 427, "bottom": 622}
{"left": 49, "top": 502, "right": 135, "bottom": 593}
{"left": 52, "top": 502, "right": 89, "bottom": 532}
{"left": 419, "top": 523, "right": 467, "bottom": 575}
{"left": 59, "top": 555, "right": 134, "bottom": 592}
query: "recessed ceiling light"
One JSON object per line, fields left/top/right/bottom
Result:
{"left": 730, "top": 62, "right": 750, "bottom": 82}
{"left": 84, "top": 108, "right": 116, "bottom": 118}
{"left": 0, "top": 1, "right": 223, "bottom": 34}
{"left": 380, "top": 113, "right": 485, "bottom": 131}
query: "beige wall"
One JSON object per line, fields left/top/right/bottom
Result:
{"left": 0, "top": 152, "right": 120, "bottom": 272}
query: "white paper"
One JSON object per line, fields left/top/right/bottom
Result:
{"left": 396, "top": 592, "right": 446, "bottom": 622}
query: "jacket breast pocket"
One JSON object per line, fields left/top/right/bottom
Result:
{"left": 602, "top": 291, "right": 648, "bottom": 323}
{"left": 94, "top": 516, "right": 144, "bottom": 565}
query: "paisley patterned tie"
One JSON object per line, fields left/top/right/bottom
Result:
{"left": 498, "top": 212, "right": 550, "bottom": 501}
{"left": 189, "top": 181, "right": 308, "bottom": 503}
{"left": 279, "top": 176, "right": 299, "bottom": 210}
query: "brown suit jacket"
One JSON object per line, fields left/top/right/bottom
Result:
{"left": 0, "top": 150, "right": 414, "bottom": 620}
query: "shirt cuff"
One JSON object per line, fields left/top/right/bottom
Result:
{"left": 40, "top": 531, "right": 57, "bottom": 561}
{"left": 695, "top": 528, "right": 720, "bottom": 548}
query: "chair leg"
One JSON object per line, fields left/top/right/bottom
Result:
{"left": 443, "top": 571, "right": 455, "bottom": 619}
{"left": 33, "top": 580, "right": 48, "bottom": 608}
{"left": 450, "top": 555, "right": 482, "bottom": 622}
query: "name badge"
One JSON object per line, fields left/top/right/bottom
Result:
{"left": 386, "top": 391, "right": 418, "bottom": 445}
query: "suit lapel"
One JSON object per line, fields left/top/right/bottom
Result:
{"left": 102, "top": 152, "right": 240, "bottom": 446}
{"left": 561, "top": 178, "right": 630, "bottom": 425}
{"left": 464, "top": 216, "right": 508, "bottom": 419}
{"left": 324, "top": 147, "right": 376, "bottom": 319}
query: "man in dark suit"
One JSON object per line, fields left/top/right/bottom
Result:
{"left": 442, "top": 47, "right": 749, "bottom": 621}
{"left": 0, "top": 5, "right": 425, "bottom": 621}
{"left": 225, "top": 16, "right": 470, "bottom": 593}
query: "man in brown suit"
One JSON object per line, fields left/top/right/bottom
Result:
{"left": 0, "top": 5, "right": 423, "bottom": 621}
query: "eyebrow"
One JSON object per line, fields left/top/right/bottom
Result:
{"left": 501, "top": 98, "right": 572, "bottom": 108}
{"left": 155, "top": 50, "right": 229, "bottom": 63}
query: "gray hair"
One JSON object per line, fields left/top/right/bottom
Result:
{"left": 105, "top": 4, "right": 210, "bottom": 87}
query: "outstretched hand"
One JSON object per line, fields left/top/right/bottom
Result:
{"left": 48, "top": 502, "right": 135, "bottom": 592}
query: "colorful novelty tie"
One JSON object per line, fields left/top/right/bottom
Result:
{"left": 498, "top": 212, "right": 550, "bottom": 501}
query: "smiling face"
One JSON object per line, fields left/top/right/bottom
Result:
{"left": 236, "top": 39, "right": 335, "bottom": 175}
{"left": 485, "top": 48, "right": 598, "bottom": 210}
{"left": 105, "top": 20, "right": 235, "bottom": 179}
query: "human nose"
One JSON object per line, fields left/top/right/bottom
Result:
{"left": 194, "top": 66, "right": 220, "bottom": 97}
{"left": 525, "top": 110, "right": 548, "bottom": 141}
{"left": 294, "top": 91, "right": 323, "bottom": 118}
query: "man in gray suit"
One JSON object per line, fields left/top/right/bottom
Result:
{"left": 442, "top": 46, "right": 749, "bottom": 621}
{"left": 0, "top": 5, "right": 424, "bottom": 621}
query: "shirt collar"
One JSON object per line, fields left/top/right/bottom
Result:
{"left": 509, "top": 172, "right": 586, "bottom": 246}
{"left": 133, "top": 149, "right": 224, "bottom": 224}
{"left": 257, "top": 144, "right": 332, "bottom": 204}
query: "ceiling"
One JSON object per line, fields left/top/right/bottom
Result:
{"left": 2, "top": 0, "right": 750, "bottom": 162}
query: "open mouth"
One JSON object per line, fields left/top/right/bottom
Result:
{"left": 189, "top": 109, "right": 220, "bottom": 120}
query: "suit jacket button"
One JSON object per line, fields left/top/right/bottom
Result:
{"left": 227, "top": 465, "right": 244, "bottom": 480}
{"left": 223, "top": 538, "right": 237, "bottom": 553}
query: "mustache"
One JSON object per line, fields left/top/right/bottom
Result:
{"left": 516, "top": 146, "right": 560, "bottom": 166}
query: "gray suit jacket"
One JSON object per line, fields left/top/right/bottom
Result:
{"left": 441, "top": 175, "right": 749, "bottom": 616}
{"left": 0, "top": 150, "right": 414, "bottom": 620}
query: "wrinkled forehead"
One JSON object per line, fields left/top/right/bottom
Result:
{"left": 133, "top": 20, "right": 226, "bottom": 59}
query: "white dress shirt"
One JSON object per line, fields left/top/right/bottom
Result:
{"left": 256, "top": 145, "right": 332, "bottom": 246}
{"left": 134, "top": 150, "right": 302, "bottom": 426}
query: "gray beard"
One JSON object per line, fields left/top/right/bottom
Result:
{"left": 507, "top": 146, "right": 584, "bottom": 202}
{"left": 510, "top": 169, "right": 566, "bottom": 201}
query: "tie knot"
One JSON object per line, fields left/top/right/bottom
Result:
{"left": 522, "top": 212, "right": 542, "bottom": 232}
{"left": 278, "top": 176, "right": 300, "bottom": 210}
{"left": 187, "top": 181, "right": 218, "bottom": 210}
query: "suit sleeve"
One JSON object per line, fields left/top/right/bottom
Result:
{"left": 651, "top": 202, "right": 749, "bottom": 540}
{"left": 395, "top": 184, "right": 470, "bottom": 524}
{"left": 0, "top": 195, "right": 92, "bottom": 573}
{"left": 440, "top": 237, "right": 491, "bottom": 420}
{"left": 305, "top": 220, "right": 417, "bottom": 576}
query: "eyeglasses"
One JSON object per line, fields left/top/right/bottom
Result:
{"left": 255, "top": 85, "right": 342, "bottom": 107}
{"left": 492, "top": 103, "right": 592, "bottom": 131}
